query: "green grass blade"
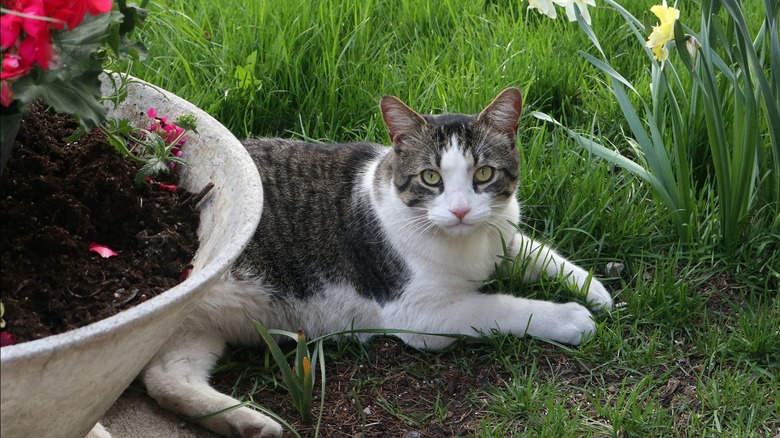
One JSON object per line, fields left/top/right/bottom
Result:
{"left": 266, "top": 328, "right": 301, "bottom": 341}
{"left": 313, "top": 340, "right": 326, "bottom": 438}
{"left": 531, "top": 111, "right": 674, "bottom": 210}
{"left": 253, "top": 321, "right": 304, "bottom": 409}
{"left": 579, "top": 51, "right": 640, "bottom": 95}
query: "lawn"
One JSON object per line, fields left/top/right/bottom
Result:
{"left": 126, "top": 0, "right": 778, "bottom": 436}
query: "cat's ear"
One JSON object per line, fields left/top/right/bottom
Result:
{"left": 477, "top": 87, "right": 523, "bottom": 138}
{"left": 380, "top": 95, "right": 428, "bottom": 144}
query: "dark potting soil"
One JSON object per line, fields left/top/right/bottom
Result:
{"left": 0, "top": 101, "right": 200, "bottom": 345}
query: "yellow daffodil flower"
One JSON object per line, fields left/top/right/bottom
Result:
{"left": 646, "top": 0, "right": 680, "bottom": 61}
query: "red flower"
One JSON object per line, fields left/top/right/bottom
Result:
{"left": 0, "top": 0, "right": 113, "bottom": 80}
{"left": 19, "top": 0, "right": 48, "bottom": 38}
{"left": 0, "top": 13, "right": 22, "bottom": 48}
{"left": 0, "top": 52, "right": 34, "bottom": 80}
{"left": 17, "top": 29, "right": 53, "bottom": 70}
{"left": 86, "top": 0, "right": 113, "bottom": 14}
{"left": 48, "top": 0, "right": 114, "bottom": 31}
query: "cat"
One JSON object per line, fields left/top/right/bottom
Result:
{"left": 140, "top": 87, "right": 612, "bottom": 438}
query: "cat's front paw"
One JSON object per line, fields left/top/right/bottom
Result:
{"left": 555, "top": 302, "right": 597, "bottom": 345}
{"left": 221, "top": 407, "right": 283, "bottom": 438}
{"left": 527, "top": 302, "right": 596, "bottom": 345}
{"left": 585, "top": 277, "right": 612, "bottom": 311}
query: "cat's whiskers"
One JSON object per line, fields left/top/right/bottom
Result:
{"left": 372, "top": 206, "right": 436, "bottom": 244}
{"left": 395, "top": 215, "right": 438, "bottom": 242}
{"left": 470, "top": 202, "right": 518, "bottom": 237}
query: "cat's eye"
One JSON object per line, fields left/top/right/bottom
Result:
{"left": 421, "top": 169, "right": 442, "bottom": 186}
{"left": 474, "top": 166, "right": 494, "bottom": 183}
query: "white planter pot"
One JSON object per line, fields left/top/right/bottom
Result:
{"left": 0, "top": 74, "right": 262, "bottom": 438}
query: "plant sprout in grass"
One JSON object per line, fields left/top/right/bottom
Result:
{"left": 253, "top": 322, "right": 467, "bottom": 429}
{"left": 254, "top": 322, "right": 322, "bottom": 425}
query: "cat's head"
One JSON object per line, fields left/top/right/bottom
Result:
{"left": 379, "top": 88, "right": 522, "bottom": 237}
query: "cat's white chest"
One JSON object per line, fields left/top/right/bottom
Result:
{"left": 409, "top": 228, "right": 505, "bottom": 284}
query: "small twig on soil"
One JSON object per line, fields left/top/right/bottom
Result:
{"left": 14, "top": 279, "right": 33, "bottom": 294}
{"left": 181, "top": 182, "right": 214, "bottom": 208}
{"left": 67, "top": 286, "right": 104, "bottom": 299}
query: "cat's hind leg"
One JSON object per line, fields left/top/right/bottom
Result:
{"left": 143, "top": 329, "right": 283, "bottom": 438}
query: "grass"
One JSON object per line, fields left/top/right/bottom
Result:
{"left": 126, "top": 0, "right": 778, "bottom": 436}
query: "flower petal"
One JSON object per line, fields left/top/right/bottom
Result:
{"left": 20, "top": 2, "right": 48, "bottom": 38}
{"left": 1, "top": 53, "right": 32, "bottom": 80}
{"left": 87, "top": 0, "right": 114, "bottom": 15}
{"left": 89, "top": 242, "right": 118, "bottom": 258}
{"left": 528, "top": 0, "right": 557, "bottom": 19}
{"left": 179, "top": 264, "right": 193, "bottom": 282}
{"left": 651, "top": 2, "right": 679, "bottom": 25}
{"left": 0, "top": 14, "right": 22, "bottom": 49}
{"left": 0, "top": 330, "right": 16, "bottom": 347}
{"left": 1, "top": 81, "right": 13, "bottom": 107}
{"left": 645, "top": 1, "right": 680, "bottom": 62}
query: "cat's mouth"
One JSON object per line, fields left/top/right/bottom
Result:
{"left": 441, "top": 222, "right": 475, "bottom": 236}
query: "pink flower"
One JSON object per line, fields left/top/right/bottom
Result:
{"left": 147, "top": 107, "right": 186, "bottom": 145}
{"left": 163, "top": 123, "right": 184, "bottom": 145}
{"left": 146, "top": 107, "right": 189, "bottom": 169}
{"left": 147, "top": 107, "right": 168, "bottom": 126}
{"left": 89, "top": 242, "right": 118, "bottom": 258}
{"left": 1, "top": 81, "right": 13, "bottom": 107}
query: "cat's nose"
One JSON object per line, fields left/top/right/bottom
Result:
{"left": 450, "top": 207, "right": 471, "bottom": 222}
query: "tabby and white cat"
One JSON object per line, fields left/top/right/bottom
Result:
{"left": 141, "top": 87, "right": 612, "bottom": 438}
